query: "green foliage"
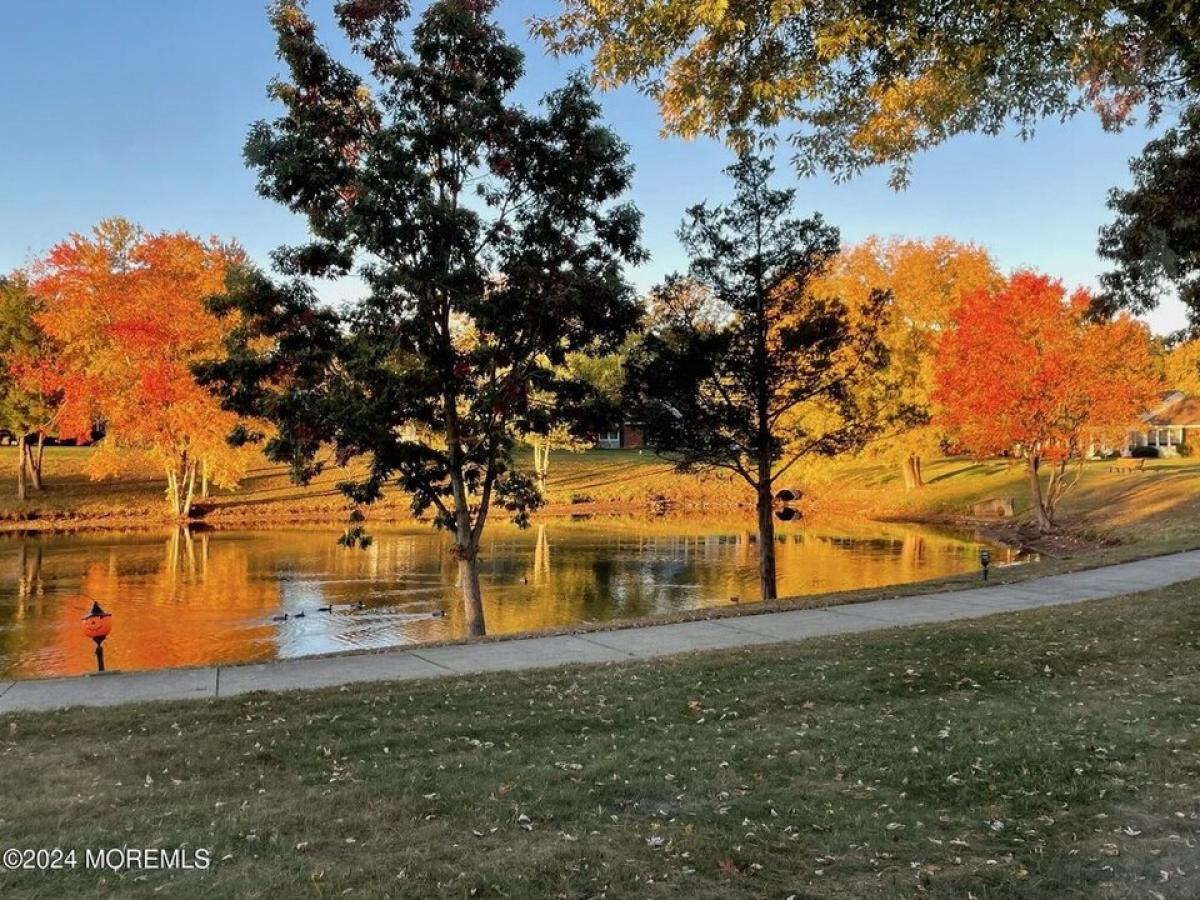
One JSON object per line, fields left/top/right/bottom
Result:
{"left": 626, "top": 155, "right": 888, "bottom": 488}
{"left": 0, "top": 275, "right": 56, "bottom": 437}
{"left": 1097, "top": 103, "right": 1200, "bottom": 323}
{"left": 200, "top": 0, "right": 643, "bottom": 631}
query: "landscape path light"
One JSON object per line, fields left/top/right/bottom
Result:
{"left": 81, "top": 599, "right": 112, "bottom": 673}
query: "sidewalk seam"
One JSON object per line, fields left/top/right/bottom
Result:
{"left": 0, "top": 681, "right": 14, "bottom": 701}
{"left": 573, "top": 634, "right": 638, "bottom": 657}
{"left": 405, "top": 651, "right": 457, "bottom": 673}
{"left": 214, "top": 667, "right": 221, "bottom": 699}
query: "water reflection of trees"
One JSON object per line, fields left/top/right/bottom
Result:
{"left": 0, "top": 519, "right": 1004, "bottom": 677}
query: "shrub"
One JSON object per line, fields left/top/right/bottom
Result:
{"left": 1130, "top": 445, "right": 1159, "bottom": 458}
{"left": 1177, "top": 442, "right": 1194, "bottom": 457}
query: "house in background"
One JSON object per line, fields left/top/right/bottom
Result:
{"left": 1126, "top": 391, "right": 1200, "bottom": 455}
{"left": 596, "top": 424, "right": 644, "bottom": 449}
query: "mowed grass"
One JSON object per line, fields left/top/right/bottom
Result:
{"left": 0, "top": 446, "right": 741, "bottom": 528}
{"left": 3, "top": 583, "right": 1200, "bottom": 898}
{"left": 811, "top": 454, "right": 1200, "bottom": 548}
{"left": 5, "top": 446, "right": 1200, "bottom": 550}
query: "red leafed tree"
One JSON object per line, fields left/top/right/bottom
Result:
{"left": 933, "top": 271, "right": 1161, "bottom": 532}
{"left": 30, "top": 219, "right": 249, "bottom": 517}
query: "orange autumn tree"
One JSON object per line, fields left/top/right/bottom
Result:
{"left": 933, "top": 271, "right": 1160, "bottom": 532}
{"left": 816, "top": 236, "right": 1002, "bottom": 489}
{"left": 31, "top": 219, "right": 249, "bottom": 517}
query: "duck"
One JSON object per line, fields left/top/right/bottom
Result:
{"left": 729, "top": 596, "right": 740, "bottom": 604}
{"left": 293, "top": 611, "right": 306, "bottom": 619}
{"left": 430, "top": 610, "right": 447, "bottom": 619}
{"left": 317, "top": 605, "right": 333, "bottom": 613}
{"left": 352, "top": 601, "right": 366, "bottom": 611}
{"left": 272, "top": 613, "right": 289, "bottom": 622}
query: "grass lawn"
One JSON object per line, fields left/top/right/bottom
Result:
{"left": 4, "top": 447, "right": 1200, "bottom": 553}
{"left": 0, "top": 446, "right": 742, "bottom": 528}
{"left": 3, "top": 582, "right": 1199, "bottom": 897}
{"left": 813, "top": 453, "right": 1200, "bottom": 550}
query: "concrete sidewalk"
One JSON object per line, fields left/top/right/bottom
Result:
{"left": 2, "top": 550, "right": 1197, "bottom": 714}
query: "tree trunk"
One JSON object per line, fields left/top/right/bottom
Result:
{"left": 166, "top": 469, "right": 179, "bottom": 517}
{"left": 165, "top": 454, "right": 197, "bottom": 518}
{"left": 458, "top": 551, "right": 486, "bottom": 637}
{"left": 183, "top": 458, "right": 198, "bottom": 518}
{"left": 1027, "top": 454, "right": 1053, "bottom": 533}
{"left": 29, "top": 432, "right": 45, "bottom": 491}
{"left": 755, "top": 483, "right": 778, "bottom": 601}
{"left": 201, "top": 458, "right": 210, "bottom": 499}
{"left": 533, "top": 442, "right": 550, "bottom": 490}
{"left": 16, "top": 432, "right": 29, "bottom": 501}
{"left": 900, "top": 453, "right": 924, "bottom": 490}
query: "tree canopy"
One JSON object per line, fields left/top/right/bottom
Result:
{"left": 625, "top": 154, "right": 887, "bottom": 600}
{"left": 934, "top": 271, "right": 1160, "bottom": 532}
{"left": 1096, "top": 103, "right": 1200, "bottom": 325}
{"left": 815, "top": 236, "right": 1002, "bottom": 488}
{"left": 538, "top": 1, "right": 1198, "bottom": 186}
{"left": 201, "top": 0, "right": 644, "bottom": 636}
{"left": 30, "top": 219, "right": 248, "bottom": 516}
{"left": 0, "top": 274, "right": 59, "bottom": 498}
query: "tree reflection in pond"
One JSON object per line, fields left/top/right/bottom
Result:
{"left": 0, "top": 517, "right": 1021, "bottom": 678}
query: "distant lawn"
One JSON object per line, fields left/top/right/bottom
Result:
{"left": 3, "top": 582, "right": 1200, "bottom": 897}
{"left": 0, "top": 446, "right": 739, "bottom": 528}
{"left": 3, "top": 446, "right": 1200, "bottom": 562}
{"left": 812, "top": 453, "right": 1200, "bottom": 549}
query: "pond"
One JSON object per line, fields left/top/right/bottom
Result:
{"left": 0, "top": 517, "right": 1020, "bottom": 678}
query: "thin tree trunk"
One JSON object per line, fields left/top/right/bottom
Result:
{"left": 755, "top": 483, "right": 778, "bottom": 601}
{"left": 900, "top": 453, "right": 924, "bottom": 490}
{"left": 535, "top": 442, "right": 549, "bottom": 489}
{"left": 16, "top": 432, "right": 29, "bottom": 501}
{"left": 166, "top": 468, "right": 180, "bottom": 517}
{"left": 1028, "top": 454, "right": 1053, "bottom": 533}
{"left": 182, "top": 459, "right": 197, "bottom": 518}
{"left": 30, "top": 432, "right": 45, "bottom": 491}
{"left": 201, "top": 458, "right": 210, "bottom": 499}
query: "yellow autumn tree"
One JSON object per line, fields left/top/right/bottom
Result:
{"left": 1164, "top": 339, "right": 1200, "bottom": 395}
{"left": 815, "top": 236, "right": 1003, "bottom": 488}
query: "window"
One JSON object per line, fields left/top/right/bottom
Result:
{"left": 598, "top": 429, "right": 621, "bottom": 449}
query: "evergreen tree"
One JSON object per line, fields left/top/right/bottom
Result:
{"left": 625, "top": 155, "right": 887, "bottom": 602}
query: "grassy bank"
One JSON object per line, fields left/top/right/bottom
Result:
{"left": 809, "top": 453, "right": 1200, "bottom": 553}
{"left": 3, "top": 447, "right": 1200, "bottom": 557}
{"left": 3, "top": 582, "right": 1200, "bottom": 898}
{"left": 0, "top": 446, "right": 741, "bottom": 529}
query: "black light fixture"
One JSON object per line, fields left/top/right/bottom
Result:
{"left": 979, "top": 548, "right": 992, "bottom": 581}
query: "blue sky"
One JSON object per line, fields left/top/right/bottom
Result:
{"left": 0, "top": 1, "right": 1185, "bottom": 333}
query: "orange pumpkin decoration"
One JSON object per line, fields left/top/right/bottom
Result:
{"left": 82, "top": 601, "right": 112, "bottom": 641}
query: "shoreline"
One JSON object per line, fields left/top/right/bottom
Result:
{"left": 4, "top": 547, "right": 1197, "bottom": 691}
{"left": 0, "top": 497, "right": 1027, "bottom": 545}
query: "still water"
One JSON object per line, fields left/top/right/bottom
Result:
{"left": 0, "top": 517, "right": 1016, "bottom": 678}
